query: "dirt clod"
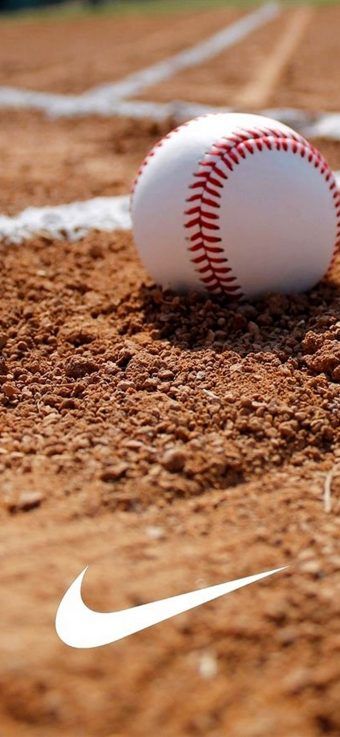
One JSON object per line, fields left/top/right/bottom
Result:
{"left": 161, "top": 448, "right": 187, "bottom": 473}
{"left": 8, "top": 490, "right": 45, "bottom": 513}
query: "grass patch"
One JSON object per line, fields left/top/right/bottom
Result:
{"left": 2, "top": 0, "right": 339, "bottom": 24}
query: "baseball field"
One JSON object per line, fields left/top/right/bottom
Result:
{"left": 0, "top": 1, "right": 339, "bottom": 735}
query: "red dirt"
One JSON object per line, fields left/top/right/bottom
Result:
{"left": 268, "top": 4, "right": 340, "bottom": 112}
{"left": 0, "top": 112, "right": 170, "bottom": 214}
{"left": 0, "top": 6, "right": 241, "bottom": 94}
{"left": 138, "top": 5, "right": 340, "bottom": 112}
{"left": 0, "top": 229, "right": 339, "bottom": 737}
{"left": 137, "top": 9, "right": 291, "bottom": 107}
{"left": 0, "top": 6, "right": 339, "bottom": 737}
{"left": 0, "top": 111, "right": 340, "bottom": 216}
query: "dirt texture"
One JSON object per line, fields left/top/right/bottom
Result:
{"left": 137, "top": 9, "right": 291, "bottom": 107}
{"left": 0, "top": 229, "right": 339, "bottom": 737}
{"left": 138, "top": 5, "right": 340, "bottom": 112}
{"left": 1, "top": 110, "right": 340, "bottom": 216}
{"left": 268, "top": 4, "right": 340, "bottom": 112}
{"left": 0, "top": 112, "right": 168, "bottom": 214}
{"left": 0, "top": 6, "right": 240, "bottom": 95}
{"left": 0, "top": 4, "right": 339, "bottom": 737}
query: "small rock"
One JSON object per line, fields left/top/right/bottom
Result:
{"left": 16, "top": 340, "right": 29, "bottom": 353}
{"left": 117, "top": 380, "right": 135, "bottom": 391}
{"left": 116, "top": 348, "right": 135, "bottom": 368}
{"left": 248, "top": 321, "right": 260, "bottom": 335}
{"left": 203, "top": 389, "right": 219, "bottom": 401}
{"left": 66, "top": 330, "right": 95, "bottom": 347}
{"left": 143, "top": 378, "right": 158, "bottom": 391}
{"left": 89, "top": 243, "right": 104, "bottom": 258}
{"left": 8, "top": 491, "right": 45, "bottom": 513}
{"left": 301, "top": 331, "right": 322, "bottom": 354}
{"left": 60, "top": 398, "right": 77, "bottom": 410}
{"left": 158, "top": 369, "right": 174, "bottom": 380}
{"left": 276, "top": 626, "right": 298, "bottom": 646}
{"left": 196, "top": 371, "right": 205, "bottom": 380}
{"left": 161, "top": 448, "right": 186, "bottom": 472}
{"left": 0, "top": 358, "right": 8, "bottom": 375}
{"left": 198, "top": 652, "right": 218, "bottom": 679}
{"left": 300, "top": 559, "right": 322, "bottom": 575}
{"left": 100, "top": 462, "right": 128, "bottom": 482}
{"left": 283, "top": 667, "right": 311, "bottom": 694}
{"left": 145, "top": 525, "right": 165, "bottom": 540}
{"left": 66, "top": 359, "right": 98, "bottom": 379}
{"left": 2, "top": 382, "right": 19, "bottom": 399}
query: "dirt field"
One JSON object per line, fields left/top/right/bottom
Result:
{"left": 137, "top": 4, "right": 340, "bottom": 111}
{"left": 0, "top": 3, "right": 339, "bottom": 737}
{"left": 1, "top": 110, "right": 340, "bottom": 216}
{"left": 0, "top": 5, "right": 241, "bottom": 94}
{"left": 0, "top": 112, "right": 162, "bottom": 214}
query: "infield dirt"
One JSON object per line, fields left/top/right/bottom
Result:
{"left": 0, "top": 228, "right": 339, "bottom": 737}
{"left": 137, "top": 4, "right": 340, "bottom": 111}
{"left": 0, "top": 3, "right": 339, "bottom": 737}
{"left": 0, "top": 5, "right": 241, "bottom": 94}
{"left": 1, "top": 111, "right": 340, "bottom": 216}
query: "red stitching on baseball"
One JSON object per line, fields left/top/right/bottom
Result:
{"left": 130, "top": 115, "right": 216, "bottom": 196}
{"left": 132, "top": 118, "right": 339, "bottom": 297}
{"left": 184, "top": 126, "right": 339, "bottom": 298}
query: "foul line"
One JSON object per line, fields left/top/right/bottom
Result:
{"left": 84, "top": 2, "right": 280, "bottom": 102}
{"left": 235, "top": 5, "right": 313, "bottom": 110}
{"left": 0, "top": 3, "right": 340, "bottom": 140}
{"left": 0, "top": 196, "right": 131, "bottom": 244}
{"left": 0, "top": 90, "right": 340, "bottom": 142}
{"left": 1, "top": 172, "right": 340, "bottom": 245}
{"left": 0, "top": 3, "right": 280, "bottom": 118}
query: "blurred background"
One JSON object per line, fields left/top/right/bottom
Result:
{"left": 1, "top": 0, "right": 179, "bottom": 15}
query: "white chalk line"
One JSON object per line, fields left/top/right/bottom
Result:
{"left": 1, "top": 90, "right": 340, "bottom": 143}
{"left": 0, "top": 89, "right": 220, "bottom": 120}
{"left": 1, "top": 83, "right": 340, "bottom": 137}
{"left": 0, "top": 2, "right": 340, "bottom": 140}
{"left": 0, "top": 1, "right": 339, "bottom": 247}
{"left": 0, "top": 195, "right": 131, "bottom": 245}
{"left": 0, "top": 3, "right": 280, "bottom": 118}
{"left": 83, "top": 2, "right": 280, "bottom": 102}
{"left": 1, "top": 172, "right": 340, "bottom": 245}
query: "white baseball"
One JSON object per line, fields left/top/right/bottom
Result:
{"left": 131, "top": 113, "right": 339, "bottom": 300}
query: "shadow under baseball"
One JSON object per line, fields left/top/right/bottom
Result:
{"left": 135, "top": 272, "right": 339, "bottom": 380}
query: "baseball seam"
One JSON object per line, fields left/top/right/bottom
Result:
{"left": 132, "top": 120, "right": 340, "bottom": 297}
{"left": 131, "top": 119, "right": 194, "bottom": 196}
{"left": 184, "top": 126, "right": 340, "bottom": 298}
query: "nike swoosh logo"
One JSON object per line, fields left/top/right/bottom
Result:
{"left": 56, "top": 566, "right": 286, "bottom": 649}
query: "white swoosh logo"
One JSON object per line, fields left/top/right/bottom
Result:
{"left": 56, "top": 566, "right": 286, "bottom": 648}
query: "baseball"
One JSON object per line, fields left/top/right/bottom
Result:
{"left": 131, "top": 113, "right": 339, "bottom": 300}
